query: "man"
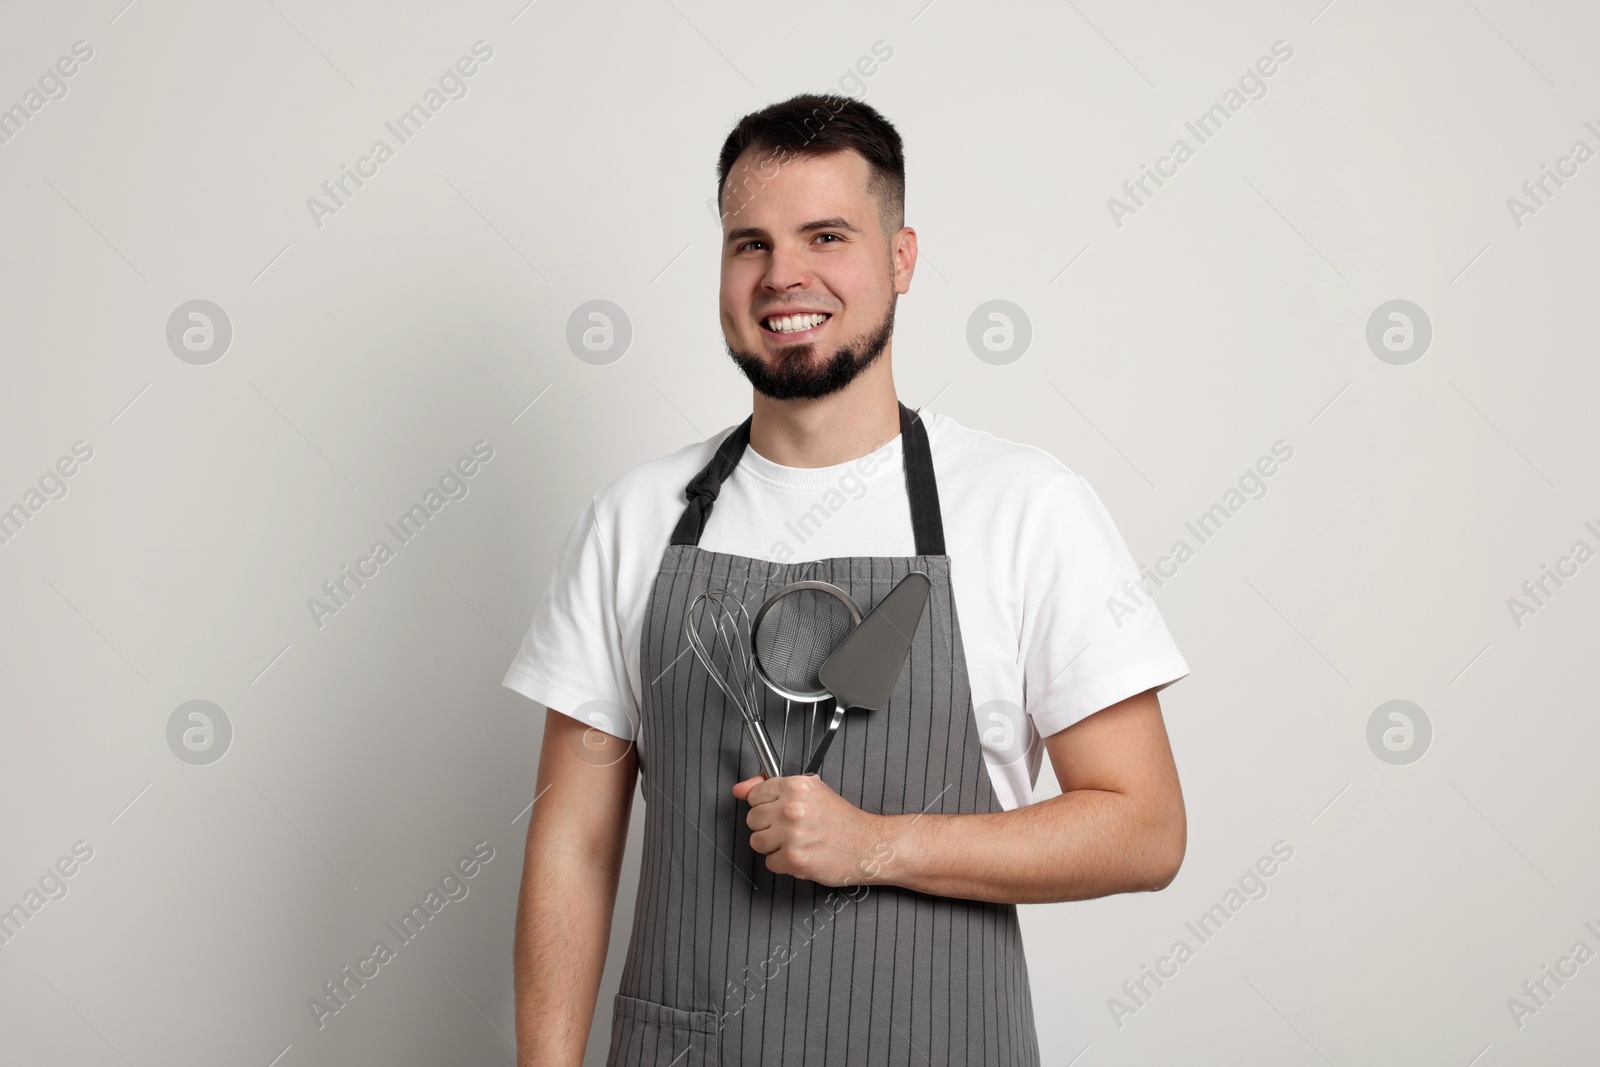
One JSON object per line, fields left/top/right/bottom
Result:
{"left": 505, "top": 94, "right": 1190, "bottom": 1066}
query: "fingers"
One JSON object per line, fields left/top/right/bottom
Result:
{"left": 746, "top": 803, "right": 775, "bottom": 832}
{"left": 741, "top": 777, "right": 789, "bottom": 806}
{"left": 745, "top": 787, "right": 794, "bottom": 848}
{"left": 745, "top": 790, "right": 802, "bottom": 830}
{"left": 748, "top": 834, "right": 795, "bottom": 876}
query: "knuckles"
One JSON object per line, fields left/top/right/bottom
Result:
{"left": 768, "top": 849, "right": 806, "bottom": 877}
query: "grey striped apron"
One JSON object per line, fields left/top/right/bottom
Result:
{"left": 607, "top": 401, "right": 1040, "bottom": 1067}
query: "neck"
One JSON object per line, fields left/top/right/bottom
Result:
{"left": 747, "top": 348, "right": 901, "bottom": 468}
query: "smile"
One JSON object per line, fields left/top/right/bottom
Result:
{"left": 761, "top": 312, "right": 832, "bottom": 339}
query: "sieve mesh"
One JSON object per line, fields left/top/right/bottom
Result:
{"left": 753, "top": 587, "right": 858, "bottom": 694}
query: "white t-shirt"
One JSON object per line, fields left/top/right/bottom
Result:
{"left": 501, "top": 409, "right": 1190, "bottom": 810}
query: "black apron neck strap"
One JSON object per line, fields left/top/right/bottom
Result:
{"left": 668, "top": 400, "right": 946, "bottom": 555}
{"left": 668, "top": 413, "right": 754, "bottom": 548}
{"left": 898, "top": 401, "right": 946, "bottom": 555}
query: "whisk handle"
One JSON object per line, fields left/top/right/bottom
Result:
{"left": 746, "top": 719, "right": 783, "bottom": 779}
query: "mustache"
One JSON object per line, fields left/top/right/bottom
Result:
{"left": 756, "top": 305, "right": 838, "bottom": 319}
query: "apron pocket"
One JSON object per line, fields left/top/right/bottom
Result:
{"left": 607, "top": 993, "right": 722, "bottom": 1067}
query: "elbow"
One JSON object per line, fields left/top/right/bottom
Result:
{"left": 1146, "top": 801, "right": 1187, "bottom": 892}
{"left": 1149, "top": 836, "right": 1184, "bottom": 891}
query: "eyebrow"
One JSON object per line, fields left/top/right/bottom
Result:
{"left": 724, "top": 216, "right": 861, "bottom": 247}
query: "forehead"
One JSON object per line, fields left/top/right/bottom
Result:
{"left": 720, "top": 147, "right": 875, "bottom": 226}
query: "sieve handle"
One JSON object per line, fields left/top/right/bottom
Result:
{"left": 803, "top": 701, "right": 849, "bottom": 776}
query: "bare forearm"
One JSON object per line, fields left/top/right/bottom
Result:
{"left": 514, "top": 710, "right": 638, "bottom": 1064}
{"left": 865, "top": 787, "right": 1184, "bottom": 904}
{"left": 514, "top": 836, "right": 624, "bottom": 1065}
{"left": 739, "top": 694, "right": 1187, "bottom": 905}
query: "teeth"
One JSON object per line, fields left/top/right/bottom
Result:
{"left": 765, "top": 313, "right": 829, "bottom": 334}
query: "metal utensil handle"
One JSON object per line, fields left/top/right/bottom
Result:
{"left": 803, "top": 701, "right": 849, "bottom": 776}
{"left": 746, "top": 719, "right": 782, "bottom": 779}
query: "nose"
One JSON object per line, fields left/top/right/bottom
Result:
{"left": 760, "top": 239, "right": 814, "bottom": 294}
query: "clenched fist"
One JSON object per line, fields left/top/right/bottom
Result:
{"left": 732, "top": 773, "right": 893, "bottom": 887}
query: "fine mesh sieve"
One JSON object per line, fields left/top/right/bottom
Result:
{"left": 751, "top": 581, "right": 863, "bottom": 703}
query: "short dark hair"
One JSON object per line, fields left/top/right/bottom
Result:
{"left": 715, "top": 93, "right": 905, "bottom": 238}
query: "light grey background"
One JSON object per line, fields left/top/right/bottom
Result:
{"left": 2, "top": 0, "right": 1596, "bottom": 1064}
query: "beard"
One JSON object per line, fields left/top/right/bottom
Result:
{"left": 725, "top": 297, "right": 896, "bottom": 401}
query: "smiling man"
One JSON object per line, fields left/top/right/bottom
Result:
{"left": 506, "top": 94, "right": 1191, "bottom": 1066}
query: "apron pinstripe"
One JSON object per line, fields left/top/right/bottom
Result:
{"left": 607, "top": 402, "right": 1040, "bottom": 1067}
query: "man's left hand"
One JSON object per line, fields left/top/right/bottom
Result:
{"left": 732, "top": 773, "right": 887, "bottom": 887}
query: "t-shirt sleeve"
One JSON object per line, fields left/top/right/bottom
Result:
{"left": 501, "top": 493, "right": 637, "bottom": 742}
{"left": 1021, "top": 470, "right": 1190, "bottom": 737}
